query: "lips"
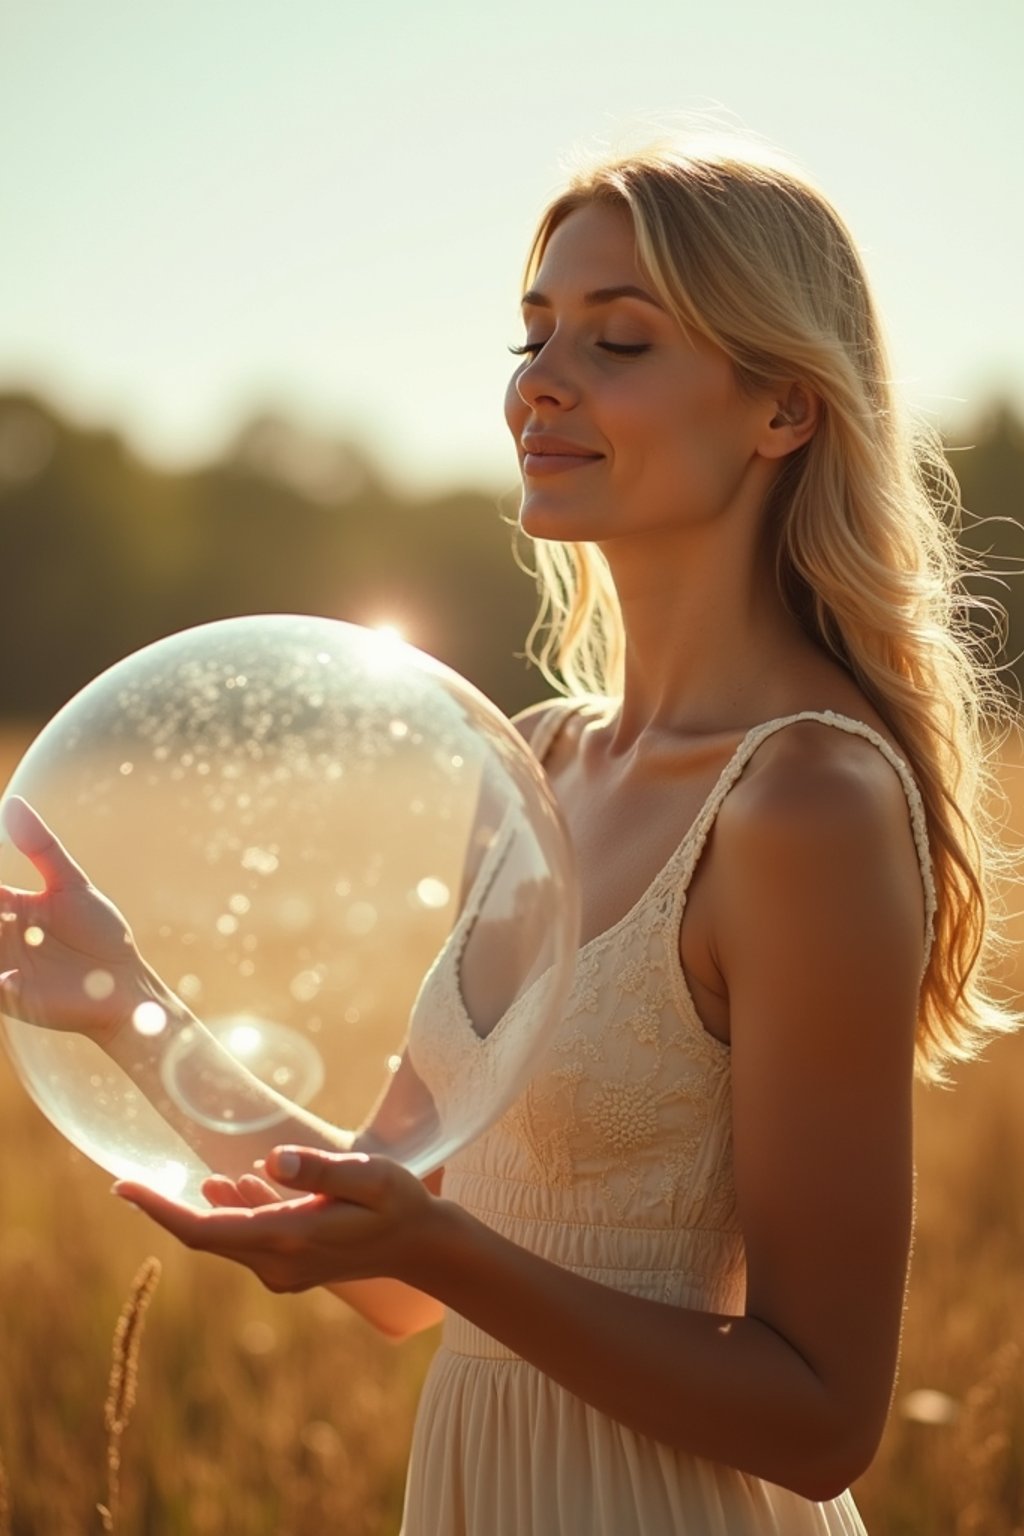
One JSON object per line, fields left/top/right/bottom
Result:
{"left": 521, "top": 435, "right": 603, "bottom": 476}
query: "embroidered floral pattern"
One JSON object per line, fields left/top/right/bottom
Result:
{"left": 627, "top": 996, "right": 665, "bottom": 1045}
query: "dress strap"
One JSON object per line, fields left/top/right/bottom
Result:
{"left": 679, "top": 710, "right": 937, "bottom": 976}
{"left": 527, "top": 696, "right": 600, "bottom": 767}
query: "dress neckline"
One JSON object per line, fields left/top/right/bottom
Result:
{"left": 539, "top": 702, "right": 933, "bottom": 971}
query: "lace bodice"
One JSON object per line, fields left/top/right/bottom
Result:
{"left": 407, "top": 700, "right": 936, "bottom": 1346}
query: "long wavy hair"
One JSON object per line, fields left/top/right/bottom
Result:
{"left": 518, "top": 138, "right": 1020, "bottom": 1082}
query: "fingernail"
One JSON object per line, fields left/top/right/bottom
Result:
{"left": 275, "top": 1150, "right": 300, "bottom": 1177}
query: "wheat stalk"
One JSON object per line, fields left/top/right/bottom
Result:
{"left": 97, "top": 1256, "right": 161, "bottom": 1533}
{"left": 0, "top": 1436, "right": 10, "bottom": 1536}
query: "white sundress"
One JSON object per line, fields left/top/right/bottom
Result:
{"left": 401, "top": 702, "right": 936, "bottom": 1536}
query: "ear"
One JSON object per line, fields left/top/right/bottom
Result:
{"left": 757, "top": 383, "right": 820, "bottom": 461}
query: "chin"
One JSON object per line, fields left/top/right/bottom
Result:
{"left": 518, "top": 491, "right": 601, "bottom": 544}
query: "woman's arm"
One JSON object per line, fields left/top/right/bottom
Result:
{"left": 117, "top": 730, "right": 926, "bottom": 1496}
{"left": 0, "top": 797, "right": 445, "bottom": 1337}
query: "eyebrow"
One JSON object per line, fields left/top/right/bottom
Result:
{"left": 520, "top": 283, "right": 665, "bottom": 312}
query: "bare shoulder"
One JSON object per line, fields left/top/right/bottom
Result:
{"left": 719, "top": 717, "right": 916, "bottom": 851}
{"left": 710, "top": 714, "right": 928, "bottom": 1025}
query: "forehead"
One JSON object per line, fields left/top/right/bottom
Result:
{"left": 530, "top": 201, "right": 643, "bottom": 294}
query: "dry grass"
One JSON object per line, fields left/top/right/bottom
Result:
{"left": 0, "top": 1437, "right": 10, "bottom": 1536}
{"left": 0, "top": 726, "right": 1022, "bottom": 1533}
{"left": 98, "top": 1257, "right": 162, "bottom": 1532}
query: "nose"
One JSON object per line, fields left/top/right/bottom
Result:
{"left": 511, "top": 340, "right": 580, "bottom": 411}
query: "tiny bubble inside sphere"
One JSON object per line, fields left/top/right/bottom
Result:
{"left": 132, "top": 1001, "right": 168, "bottom": 1037}
{"left": 83, "top": 968, "right": 116, "bottom": 1001}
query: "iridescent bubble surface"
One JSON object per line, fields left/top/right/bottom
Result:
{"left": 0, "top": 616, "right": 579, "bottom": 1204}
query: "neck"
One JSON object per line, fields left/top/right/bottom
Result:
{"left": 598, "top": 517, "right": 825, "bottom": 750}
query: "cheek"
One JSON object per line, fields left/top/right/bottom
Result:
{"left": 611, "top": 396, "right": 741, "bottom": 515}
{"left": 504, "top": 377, "right": 526, "bottom": 439}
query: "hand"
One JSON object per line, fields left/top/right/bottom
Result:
{"left": 0, "top": 796, "right": 143, "bottom": 1039}
{"left": 114, "top": 1147, "right": 447, "bottom": 1294}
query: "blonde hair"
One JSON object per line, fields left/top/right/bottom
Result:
{"left": 519, "top": 138, "right": 1020, "bottom": 1082}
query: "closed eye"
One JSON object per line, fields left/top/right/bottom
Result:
{"left": 598, "top": 342, "right": 650, "bottom": 356}
{"left": 507, "top": 341, "right": 650, "bottom": 358}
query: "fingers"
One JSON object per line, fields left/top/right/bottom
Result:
{"left": 114, "top": 1179, "right": 305, "bottom": 1249}
{"left": 2, "top": 797, "right": 89, "bottom": 891}
{"left": 113, "top": 1181, "right": 221, "bottom": 1245}
{"left": 266, "top": 1145, "right": 391, "bottom": 1208}
{"left": 203, "top": 1174, "right": 250, "bottom": 1209}
{"left": 202, "top": 1172, "right": 281, "bottom": 1209}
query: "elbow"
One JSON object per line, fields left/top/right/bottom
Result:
{"left": 785, "top": 1420, "right": 882, "bottom": 1503}
{"left": 791, "top": 1467, "right": 862, "bottom": 1505}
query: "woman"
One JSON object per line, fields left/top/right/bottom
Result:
{"left": 2, "top": 138, "right": 1017, "bottom": 1532}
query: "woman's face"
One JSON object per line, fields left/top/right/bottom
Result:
{"left": 505, "top": 201, "right": 776, "bottom": 546}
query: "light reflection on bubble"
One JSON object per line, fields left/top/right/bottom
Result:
{"left": 415, "top": 877, "right": 450, "bottom": 910}
{"left": 228, "top": 893, "right": 251, "bottom": 915}
{"left": 24, "top": 925, "right": 44, "bottom": 947}
{"left": 289, "top": 969, "right": 322, "bottom": 1003}
{"left": 159, "top": 1014, "right": 325, "bottom": 1135}
{"left": 177, "top": 974, "right": 202, "bottom": 1001}
{"left": 242, "top": 846, "right": 279, "bottom": 876}
{"left": 344, "top": 901, "right": 377, "bottom": 936}
{"left": 151, "top": 1160, "right": 189, "bottom": 1198}
{"left": 226, "top": 1022, "right": 262, "bottom": 1057}
{"left": 132, "top": 1001, "right": 168, "bottom": 1037}
{"left": 386, "top": 1054, "right": 402, "bottom": 1073}
{"left": 83, "top": 969, "right": 115, "bottom": 1001}
{"left": 216, "top": 914, "right": 239, "bottom": 936}
{"left": 278, "top": 895, "right": 313, "bottom": 932}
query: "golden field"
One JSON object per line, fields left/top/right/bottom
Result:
{"left": 0, "top": 726, "right": 1022, "bottom": 1535}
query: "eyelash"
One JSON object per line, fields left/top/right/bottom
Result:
{"left": 507, "top": 341, "right": 649, "bottom": 359}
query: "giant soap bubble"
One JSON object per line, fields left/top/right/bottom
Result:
{"left": 0, "top": 616, "right": 579, "bottom": 1206}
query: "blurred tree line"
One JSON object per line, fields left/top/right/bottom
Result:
{"left": 0, "top": 390, "right": 1021, "bottom": 723}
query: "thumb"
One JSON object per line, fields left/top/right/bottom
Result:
{"left": 266, "top": 1146, "right": 388, "bottom": 1207}
{"left": 2, "top": 797, "right": 90, "bottom": 891}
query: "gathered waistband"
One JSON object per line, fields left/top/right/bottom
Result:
{"left": 441, "top": 1311, "right": 524, "bottom": 1360}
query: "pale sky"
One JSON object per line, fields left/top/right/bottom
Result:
{"left": 1, "top": 0, "right": 1020, "bottom": 493}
